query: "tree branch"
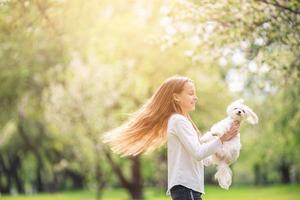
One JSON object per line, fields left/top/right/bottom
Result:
{"left": 256, "top": 0, "right": 300, "bottom": 15}
{"left": 33, "top": 0, "right": 62, "bottom": 36}
{"left": 103, "top": 149, "right": 131, "bottom": 190}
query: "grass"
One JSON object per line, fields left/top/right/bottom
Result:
{"left": 1, "top": 184, "right": 300, "bottom": 200}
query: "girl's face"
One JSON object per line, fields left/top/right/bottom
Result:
{"left": 174, "top": 81, "right": 198, "bottom": 114}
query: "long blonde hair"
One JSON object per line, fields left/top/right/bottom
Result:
{"left": 102, "top": 75, "right": 202, "bottom": 157}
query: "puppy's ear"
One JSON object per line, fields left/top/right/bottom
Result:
{"left": 245, "top": 107, "right": 258, "bottom": 124}
{"left": 226, "top": 103, "right": 234, "bottom": 116}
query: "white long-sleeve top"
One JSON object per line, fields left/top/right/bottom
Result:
{"left": 166, "top": 113, "right": 223, "bottom": 196}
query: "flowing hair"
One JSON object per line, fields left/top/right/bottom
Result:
{"left": 102, "top": 75, "right": 202, "bottom": 157}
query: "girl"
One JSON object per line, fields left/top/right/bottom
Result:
{"left": 102, "top": 75, "right": 240, "bottom": 200}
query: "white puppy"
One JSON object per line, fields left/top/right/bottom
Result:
{"left": 200, "top": 99, "right": 258, "bottom": 190}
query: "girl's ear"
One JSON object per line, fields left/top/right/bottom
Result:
{"left": 173, "top": 93, "right": 180, "bottom": 102}
{"left": 245, "top": 107, "right": 259, "bottom": 124}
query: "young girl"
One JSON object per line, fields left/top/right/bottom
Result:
{"left": 102, "top": 75, "right": 240, "bottom": 200}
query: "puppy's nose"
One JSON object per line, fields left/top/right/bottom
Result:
{"left": 238, "top": 111, "right": 241, "bottom": 114}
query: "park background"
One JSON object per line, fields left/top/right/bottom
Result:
{"left": 0, "top": 0, "right": 299, "bottom": 199}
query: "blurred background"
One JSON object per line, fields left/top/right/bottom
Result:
{"left": 0, "top": 0, "right": 299, "bottom": 199}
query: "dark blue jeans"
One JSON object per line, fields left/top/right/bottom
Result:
{"left": 170, "top": 185, "right": 203, "bottom": 200}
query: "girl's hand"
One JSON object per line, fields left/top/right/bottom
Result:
{"left": 219, "top": 121, "right": 240, "bottom": 143}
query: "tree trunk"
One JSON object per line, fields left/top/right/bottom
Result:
{"left": 0, "top": 154, "right": 11, "bottom": 194}
{"left": 35, "top": 156, "right": 44, "bottom": 192}
{"left": 18, "top": 108, "right": 46, "bottom": 193}
{"left": 278, "top": 158, "right": 291, "bottom": 184}
{"left": 103, "top": 149, "right": 144, "bottom": 200}
{"left": 0, "top": 154, "right": 25, "bottom": 194}
{"left": 129, "top": 156, "right": 144, "bottom": 200}
{"left": 95, "top": 158, "right": 106, "bottom": 200}
{"left": 253, "top": 163, "right": 268, "bottom": 185}
{"left": 65, "top": 169, "right": 85, "bottom": 189}
{"left": 11, "top": 155, "right": 25, "bottom": 193}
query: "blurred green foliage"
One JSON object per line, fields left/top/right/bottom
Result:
{"left": 0, "top": 0, "right": 299, "bottom": 199}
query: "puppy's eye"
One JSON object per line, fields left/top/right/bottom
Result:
{"left": 233, "top": 108, "right": 238, "bottom": 110}
{"left": 242, "top": 110, "right": 245, "bottom": 113}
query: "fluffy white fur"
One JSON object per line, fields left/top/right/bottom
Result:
{"left": 200, "top": 99, "right": 258, "bottom": 190}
